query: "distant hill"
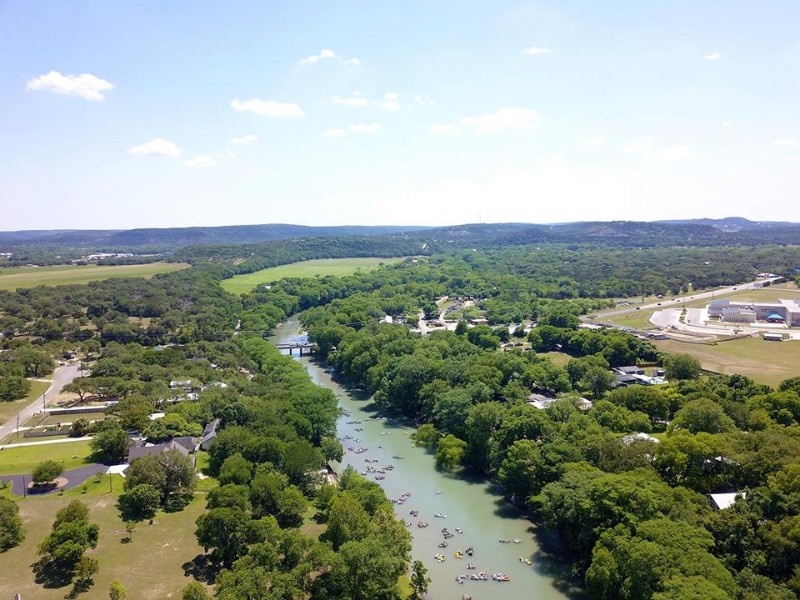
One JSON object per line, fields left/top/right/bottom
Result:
{"left": 4, "top": 219, "right": 800, "bottom": 258}
{"left": 0, "top": 224, "right": 430, "bottom": 251}
{"left": 655, "top": 217, "right": 800, "bottom": 232}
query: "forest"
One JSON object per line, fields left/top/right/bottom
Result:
{"left": 3, "top": 238, "right": 800, "bottom": 598}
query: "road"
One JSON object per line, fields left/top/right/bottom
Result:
{"left": 0, "top": 363, "right": 81, "bottom": 443}
{"left": 595, "top": 277, "right": 782, "bottom": 320}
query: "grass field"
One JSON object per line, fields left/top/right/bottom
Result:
{"left": 0, "top": 488, "right": 211, "bottom": 600}
{"left": 0, "top": 439, "right": 95, "bottom": 475}
{"left": 0, "top": 262, "right": 188, "bottom": 291}
{"left": 221, "top": 257, "right": 403, "bottom": 294}
{"left": 654, "top": 336, "right": 800, "bottom": 388}
{"left": 0, "top": 380, "right": 50, "bottom": 427}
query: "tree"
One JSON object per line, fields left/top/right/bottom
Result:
{"left": 90, "top": 423, "right": 130, "bottom": 464}
{"left": 143, "top": 413, "right": 202, "bottom": 443}
{"left": 218, "top": 453, "right": 253, "bottom": 486}
{"left": 182, "top": 581, "right": 211, "bottom": 600}
{"left": 117, "top": 483, "right": 161, "bottom": 521}
{"left": 435, "top": 434, "right": 466, "bottom": 470}
{"left": 37, "top": 500, "right": 99, "bottom": 574}
{"left": 408, "top": 559, "right": 430, "bottom": 599}
{"left": 195, "top": 507, "right": 265, "bottom": 567}
{"left": 664, "top": 354, "right": 701, "bottom": 381}
{"left": 109, "top": 579, "right": 128, "bottom": 600}
{"left": 0, "top": 497, "right": 24, "bottom": 551}
{"left": 32, "top": 460, "right": 63, "bottom": 484}
{"left": 454, "top": 320, "right": 468, "bottom": 336}
{"left": 321, "top": 437, "right": 344, "bottom": 462}
{"left": 0, "top": 375, "right": 30, "bottom": 401}
{"left": 412, "top": 423, "right": 439, "bottom": 449}
{"left": 324, "top": 493, "right": 370, "bottom": 550}
{"left": 669, "top": 398, "right": 735, "bottom": 434}
{"left": 498, "top": 439, "right": 544, "bottom": 502}
{"left": 125, "top": 450, "right": 195, "bottom": 505}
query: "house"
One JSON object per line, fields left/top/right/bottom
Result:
{"left": 614, "top": 373, "right": 641, "bottom": 388}
{"left": 169, "top": 380, "right": 194, "bottom": 393}
{"left": 614, "top": 366, "right": 645, "bottom": 376}
{"left": 708, "top": 491, "right": 747, "bottom": 511}
{"left": 127, "top": 438, "right": 192, "bottom": 461}
{"left": 200, "top": 418, "right": 221, "bottom": 450}
{"left": 527, "top": 394, "right": 593, "bottom": 411}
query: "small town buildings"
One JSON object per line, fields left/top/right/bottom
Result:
{"left": 708, "top": 299, "right": 800, "bottom": 326}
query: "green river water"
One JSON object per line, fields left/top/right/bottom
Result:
{"left": 271, "top": 319, "right": 578, "bottom": 600}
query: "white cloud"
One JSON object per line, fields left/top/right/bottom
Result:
{"left": 430, "top": 124, "right": 459, "bottom": 135}
{"left": 216, "top": 149, "right": 237, "bottom": 159}
{"left": 322, "top": 128, "right": 347, "bottom": 138}
{"left": 347, "top": 123, "right": 380, "bottom": 133}
{"left": 622, "top": 136, "right": 655, "bottom": 154}
{"left": 26, "top": 70, "right": 114, "bottom": 102}
{"left": 721, "top": 121, "right": 732, "bottom": 128}
{"left": 525, "top": 46, "right": 553, "bottom": 56}
{"left": 774, "top": 138, "right": 800, "bottom": 147}
{"left": 331, "top": 91, "right": 370, "bottom": 107}
{"left": 645, "top": 145, "right": 696, "bottom": 164}
{"left": 461, "top": 107, "right": 538, "bottom": 133}
{"left": 582, "top": 136, "right": 606, "bottom": 147}
{"left": 414, "top": 94, "right": 434, "bottom": 106}
{"left": 230, "top": 98, "right": 305, "bottom": 118}
{"left": 622, "top": 137, "right": 695, "bottom": 163}
{"left": 300, "top": 48, "right": 337, "bottom": 65}
{"left": 183, "top": 155, "right": 216, "bottom": 168}
{"left": 348, "top": 58, "right": 363, "bottom": 66}
{"left": 230, "top": 134, "right": 259, "bottom": 145}
{"left": 704, "top": 52, "right": 721, "bottom": 60}
{"left": 128, "top": 139, "right": 183, "bottom": 158}
{"left": 380, "top": 92, "right": 400, "bottom": 111}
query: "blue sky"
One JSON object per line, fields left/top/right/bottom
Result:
{"left": 1, "top": 1, "right": 799, "bottom": 230}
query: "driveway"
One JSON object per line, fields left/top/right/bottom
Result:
{"left": 0, "top": 463, "right": 106, "bottom": 496}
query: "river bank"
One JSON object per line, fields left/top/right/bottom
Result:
{"left": 270, "top": 318, "right": 581, "bottom": 600}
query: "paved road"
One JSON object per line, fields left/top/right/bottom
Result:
{"left": 0, "top": 364, "right": 81, "bottom": 443}
{"left": 595, "top": 277, "right": 782, "bottom": 320}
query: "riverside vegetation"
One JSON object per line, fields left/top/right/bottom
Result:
{"left": 2, "top": 239, "right": 800, "bottom": 597}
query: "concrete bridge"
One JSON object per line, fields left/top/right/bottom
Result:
{"left": 275, "top": 342, "right": 316, "bottom": 356}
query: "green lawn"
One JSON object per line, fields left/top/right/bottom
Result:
{"left": 540, "top": 351, "right": 573, "bottom": 367}
{"left": 654, "top": 336, "right": 800, "bottom": 388}
{"left": 0, "top": 262, "right": 188, "bottom": 291}
{"left": 0, "top": 488, "right": 212, "bottom": 600}
{"left": 0, "top": 440, "right": 95, "bottom": 475}
{"left": 0, "top": 380, "right": 50, "bottom": 427}
{"left": 221, "top": 257, "right": 404, "bottom": 294}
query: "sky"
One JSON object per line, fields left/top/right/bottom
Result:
{"left": 1, "top": 0, "right": 799, "bottom": 231}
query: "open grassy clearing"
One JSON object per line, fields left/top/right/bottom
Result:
{"left": 0, "top": 262, "right": 188, "bottom": 290}
{"left": 654, "top": 336, "right": 800, "bottom": 388}
{"left": 0, "top": 380, "right": 49, "bottom": 426}
{"left": 0, "top": 488, "right": 211, "bottom": 600}
{"left": 0, "top": 439, "right": 95, "bottom": 475}
{"left": 539, "top": 351, "right": 573, "bottom": 367}
{"left": 221, "top": 257, "right": 404, "bottom": 294}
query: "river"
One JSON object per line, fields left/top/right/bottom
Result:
{"left": 271, "top": 319, "right": 576, "bottom": 600}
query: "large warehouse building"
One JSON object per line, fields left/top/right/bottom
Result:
{"left": 708, "top": 299, "right": 800, "bottom": 326}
